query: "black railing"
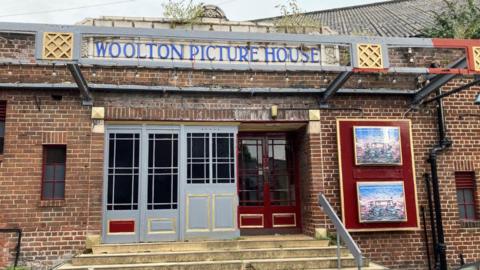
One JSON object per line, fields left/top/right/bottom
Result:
{"left": 0, "top": 228, "right": 22, "bottom": 268}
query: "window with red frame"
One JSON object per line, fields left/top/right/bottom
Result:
{"left": 455, "top": 171, "right": 477, "bottom": 220}
{"left": 0, "top": 101, "right": 6, "bottom": 154}
{"left": 42, "top": 145, "right": 66, "bottom": 200}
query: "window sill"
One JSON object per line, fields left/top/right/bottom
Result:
{"left": 460, "top": 219, "right": 480, "bottom": 228}
{"left": 38, "top": 200, "right": 66, "bottom": 207}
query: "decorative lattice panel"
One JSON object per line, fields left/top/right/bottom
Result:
{"left": 42, "top": 32, "right": 73, "bottom": 60}
{"left": 473, "top": 47, "right": 480, "bottom": 71}
{"left": 357, "top": 44, "right": 383, "bottom": 69}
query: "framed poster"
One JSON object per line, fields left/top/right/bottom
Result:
{"left": 354, "top": 126, "right": 402, "bottom": 165}
{"left": 357, "top": 181, "right": 407, "bottom": 223}
{"left": 336, "top": 119, "right": 419, "bottom": 232}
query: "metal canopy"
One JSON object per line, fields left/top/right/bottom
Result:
{"left": 320, "top": 71, "right": 352, "bottom": 104}
{"left": 411, "top": 58, "right": 467, "bottom": 105}
{"left": 422, "top": 76, "right": 480, "bottom": 104}
{"left": 67, "top": 64, "right": 93, "bottom": 105}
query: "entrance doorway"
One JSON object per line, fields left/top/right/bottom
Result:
{"left": 102, "top": 125, "right": 239, "bottom": 243}
{"left": 238, "top": 134, "right": 301, "bottom": 232}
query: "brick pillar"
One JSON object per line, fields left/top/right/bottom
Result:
{"left": 86, "top": 118, "right": 106, "bottom": 246}
{"left": 299, "top": 110, "right": 328, "bottom": 236}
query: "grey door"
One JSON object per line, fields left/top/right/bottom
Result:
{"left": 103, "top": 126, "right": 180, "bottom": 243}
{"left": 141, "top": 127, "right": 179, "bottom": 242}
{"left": 103, "top": 125, "right": 239, "bottom": 243}
{"left": 182, "top": 126, "right": 240, "bottom": 240}
{"left": 103, "top": 127, "right": 141, "bottom": 243}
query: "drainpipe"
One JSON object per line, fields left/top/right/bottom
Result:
{"left": 428, "top": 89, "right": 452, "bottom": 270}
{"left": 424, "top": 173, "right": 437, "bottom": 265}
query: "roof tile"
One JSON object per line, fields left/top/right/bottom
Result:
{"left": 254, "top": 0, "right": 479, "bottom": 37}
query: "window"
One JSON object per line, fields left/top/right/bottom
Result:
{"left": 455, "top": 172, "right": 477, "bottom": 220}
{"left": 42, "top": 145, "right": 67, "bottom": 200}
{"left": 187, "top": 132, "right": 235, "bottom": 184}
{"left": 187, "top": 133, "right": 210, "bottom": 184}
{"left": 212, "top": 133, "right": 235, "bottom": 184}
{"left": 0, "top": 101, "right": 6, "bottom": 154}
{"left": 107, "top": 133, "right": 139, "bottom": 210}
{"left": 147, "top": 133, "right": 178, "bottom": 210}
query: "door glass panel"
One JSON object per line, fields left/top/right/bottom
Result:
{"left": 239, "top": 139, "right": 264, "bottom": 206}
{"left": 239, "top": 176, "right": 264, "bottom": 206}
{"left": 212, "top": 133, "right": 235, "bottom": 183}
{"left": 268, "top": 138, "right": 295, "bottom": 206}
{"left": 107, "top": 133, "right": 140, "bottom": 210}
{"left": 269, "top": 174, "right": 295, "bottom": 206}
{"left": 240, "top": 140, "right": 263, "bottom": 170}
{"left": 268, "top": 139, "right": 288, "bottom": 170}
{"left": 187, "top": 133, "right": 210, "bottom": 184}
{"left": 148, "top": 134, "right": 178, "bottom": 210}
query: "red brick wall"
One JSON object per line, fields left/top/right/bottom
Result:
{"left": 303, "top": 89, "right": 480, "bottom": 269}
{"left": 0, "top": 196, "right": 6, "bottom": 267}
{"left": 0, "top": 90, "right": 95, "bottom": 269}
{"left": 0, "top": 33, "right": 35, "bottom": 63}
{"left": 0, "top": 64, "right": 417, "bottom": 91}
{"left": 310, "top": 96, "right": 434, "bottom": 269}
{"left": 98, "top": 88, "right": 480, "bottom": 269}
{"left": 0, "top": 234, "right": 7, "bottom": 269}
{"left": 440, "top": 79, "right": 480, "bottom": 263}
{"left": 0, "top": 59, "right": 479, "bottom": 269}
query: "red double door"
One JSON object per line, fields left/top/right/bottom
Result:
{"left": 237, "top": 134, "right": 301, "bottom": 231}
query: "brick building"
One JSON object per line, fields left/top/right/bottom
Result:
{"left": 1, "top": 2, "right": 480, "bottom": 270}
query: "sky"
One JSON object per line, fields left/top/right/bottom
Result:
{"left": 0, "top": 0, "right": 387, "bottom": 24}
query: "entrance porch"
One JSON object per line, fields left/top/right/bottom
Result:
{"left": 102, "top": 122, "right": 308, "bottom": 244}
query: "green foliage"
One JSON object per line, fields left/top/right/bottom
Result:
{"left": 274, "top": 0, "right": 322, "bottom": 33}
{"left": 162, "top": 0, "right": 204, "bottom": 24}
{"left": 5, "top": 267, "right": 29, "bottom": 270}
{"left": 423, "top": 0, "right": 480, "bottom": 39}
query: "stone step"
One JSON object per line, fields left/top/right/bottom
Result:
{"left": 92, "top": 239, "right": 330, "bottom": 254}
{"left": 59, "top": 256, "right": 368, "bottom": 270}
{"left": 73, "top": 247, "right": 350, "bottom": 265}
{"left": 316, "top": 262, "right": 388, "bottom": 270}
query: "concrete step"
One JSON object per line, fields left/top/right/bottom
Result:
{"left": 59, "top": 256, "right": 368, "bottom": 270}
{"left": 73, "top": 247, "right": 350, "bottom": 265}
{"left": 92, "top": 239, "right": 330, "bottom": 254}
{"left": 316, "top": 262, "right": 389, "bottom": 270}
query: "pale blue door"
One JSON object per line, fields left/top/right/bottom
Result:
{"left": 181, "top": 126, "right": 240, "bottom": 240}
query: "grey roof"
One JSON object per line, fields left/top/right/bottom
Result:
{"left": 253, "top": 0, "right": 477, "bottom": 37}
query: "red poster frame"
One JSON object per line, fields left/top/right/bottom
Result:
{"left": 336, "top": 119, "right": 420, "bottom": 231}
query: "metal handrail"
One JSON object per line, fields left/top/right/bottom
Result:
{"left": 0, "top": 228, "right": 22, "bottom": 268}
{"left": 318, "top": 193, "right": 363, "bottom": 270}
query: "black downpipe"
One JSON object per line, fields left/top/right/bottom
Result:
{"left": 424, "top": 173, "right": 438, "bottom": 267}
{"left": 429, "top": 89, "right": 452, "bottom": 270}
{"left": 421, "top": 206, "right": 432, "bottom": 270}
